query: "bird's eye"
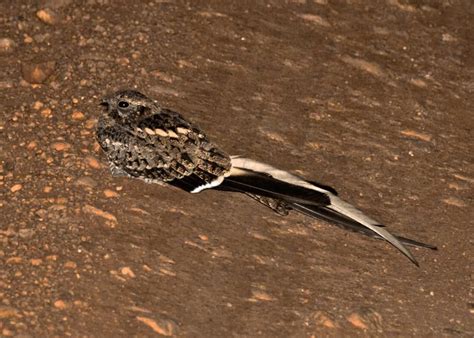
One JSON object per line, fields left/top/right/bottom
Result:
{"left": 118, "top": 101, "right": 129, "bottom": 108}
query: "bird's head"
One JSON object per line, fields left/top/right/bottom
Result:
{"left": 100, "top": 90, "right": 157, "bottom": 124}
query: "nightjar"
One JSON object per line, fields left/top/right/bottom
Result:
{"left": 97, "top": 90, "right": 436, "bottom": 266}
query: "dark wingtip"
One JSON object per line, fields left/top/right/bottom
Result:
{"left": 396, "top": 235, "right": 438, "bottom": 251}
{"left": 401, "top": 248, "right": 419, "bottom": 267}
{"left": 402, "top": 247, "right": 419, "bottom": 267}
{"left": 423, "top": 244, "right": 438, "bottom": 251}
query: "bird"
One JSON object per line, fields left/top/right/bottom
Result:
{"left": 96, "top": 89, "right": 436, "bottom": 266}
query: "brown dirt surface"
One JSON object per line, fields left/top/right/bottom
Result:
{"left": 1, "top": 0, "right": 473, "bottom": 336}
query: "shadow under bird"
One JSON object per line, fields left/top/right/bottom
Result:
{"left": 97, "top": 90, "right": 436, "bottom": 266}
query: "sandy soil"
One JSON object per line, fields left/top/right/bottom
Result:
{"left": 1, "top": 0, "right": 473, "bottom": 336}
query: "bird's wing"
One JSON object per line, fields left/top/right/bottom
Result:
{"left": 290, "top": 203, "right": 437, "bottom": 250}
{"left": 208, "top": 156, "right": 422, "bottom": 265}
{"left": 244, "top": 193, "right": 291, "bottom": 216}
{"left": 244, "top": 193, "right": 436, "bottom": 250}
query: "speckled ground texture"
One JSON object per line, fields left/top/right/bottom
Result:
{"left": 1, "top": 0, "right": 473, "bottom": 336}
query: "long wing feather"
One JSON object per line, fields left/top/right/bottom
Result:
{"left": 222, "top": 157, "right": 423, "bottom": 265}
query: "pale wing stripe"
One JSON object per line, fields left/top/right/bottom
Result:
{"left": 231, "top": 157, "right": 377, "bottom": 222}
{"left": 327, "top": 196, "right": 416, "bottom": 262}
{"left": 230, "top": 157, "right": 415, "bottom": 261}
{"left": 230, "top": 157, "right": 328, "bottom": 192}
{"left": 191, "top": 176, "right": 225, "bottom": 193}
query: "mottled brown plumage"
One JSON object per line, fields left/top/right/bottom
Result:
{"left": 97, "top": 90, "right": 231, "bottom": 191}
{"left": 245, "top": 194, "right": 290, "bottom": 216}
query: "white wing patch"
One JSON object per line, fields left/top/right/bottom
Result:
{"left": 191, "top": 176, "right": 225, "bottom": 193}
{"left": 230, "top": 156, "right": 329, "bottom": 193}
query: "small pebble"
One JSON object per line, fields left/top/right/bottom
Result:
{"left": 6, "top": 257, "right": 23, "bottom": 264}
{"left": 0, "top": 38, "right": 17, "bottom": 54}
{"left": 442, "top": 33, "right": 457, "bottom": 42}
{"left": 250, "top": 290, "right": 275, "bottom": 302}
{"left": 136, "top": 316, "right": 178, "bottom": 336}
{"left": 121, "top": 267, "right": 136, "bottom": 278}
{"left": 103, "top": 189, "right": 119, "bottom": 198}
{"left": 73, "top": 300, "right": 87, "bottom": 307}
{"left": 36, "top": 8, "right": 59, "bottom": 25}
{"left": 400, "top": 130, "right": 432, "bottom": 142}
{"left": 159, "top": 268, "right": 176, "bottom": 277}
{"left": 83, "top": 204, "right": 117, "bottom": 223}
{"left": 64, "top": 261, "right": 77, "bottom": 269}
{"left": 85, "top": 119, "right": 97, "bottom": 129}
{"left": 92, "top": 141, "right": 101, "bottom": 152}
{"left": 51, "top": 142, "right": 71, "bottom": 151}
{"left": 75, "top": 176, "right": 97, "bottom": 188}
{"left": 0, "top": 306, "right": 19, "bottom": 319}
{"left": 0, "top": 80, "right": 13, "bottom": 89}
{"left": 32, "top": 101, "right": 44, "bottom": 110}
{"left": 2, "top": 328, "right": 14, "bottom": 336}
{"left": 347, "top": 308, "right": 382, "bottom": 331}
{"left": 116, "top": 57, "right": 130, "bottom": 66}
{"left": 30, "top": 258, "right": 42, "bottom": 266}
{"left": 313, "top": 311, "right": 337, "bottom": 329}
{"left": 347, "top": 313, "right": 368, "bottom": 330}
{"left": 46, "top": 255, "right": 58, "bottom": 261}
{"left": 177, "top": 59, "right": 196, "bottom": 68}
{"left": 41, "top": 108, "right": 52, "bottom": 118}
{"left": 298, "top": 13, "right": 331, "bottom": 27}
{"left": 24, "top": 35, "right": 33, "bottom": 44}
{"left": 22, "top": 61, "right": 56, "bottom": 84}
{"left": 19, "top": 228, "right": 34, "bottom": 239}
{"left": 86, "top": 156, "right": 101, "bottom": 169}
{"left": 10, "top": 184, "right": 22, "bottom": 192}
{"left": 341, "top": 56, "right": 385, "bottom": 78}
{"left": 149, "top": 70, "right": 174, "bottom": 83}
{"left": 409, "top": 78, "right": 428, "bottom": 88}
{"left": 71, "top": 111, "right": 85, "bottom": 120}
{"left": 26, "top": 141, "right": 37, "bottom": 150}
{"left": 53, "top": 300, "right": 67, "bottom": 309}
{"left": 443, "top": 197, "right": 466, "bottom": 207}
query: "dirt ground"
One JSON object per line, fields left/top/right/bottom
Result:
{"left": 1, "top": 0, "right": 473, "bottom": 336}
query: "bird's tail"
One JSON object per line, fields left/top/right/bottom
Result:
{"left": 290, "top": 203, "right": 437, "bottom": 250}
{"left": 213, "top": 156, "right": 436, "bottom": 266}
